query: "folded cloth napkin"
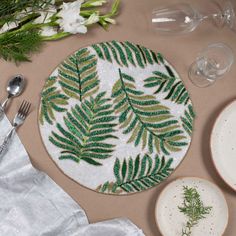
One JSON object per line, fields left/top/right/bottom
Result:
{"left": 0, "top": 114, "right": 145, "bottom": 236}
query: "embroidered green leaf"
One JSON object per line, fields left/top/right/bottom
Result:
{"left": 112, "top": 69, "right": 187, "bottom": 155}
{"left": 97, "top": 154, "right": 173, "bottom": 194}
{"left": 49, "top": 92, "right": 118, "bottom": 166}
{"left": 92, "top": 41, "right": 160, "bottom": 68}
{"left": 181, "top": 104, "right": 195, "bottom": 137}
{"left": 40, "top": 76, "right": 69, "bottom": 125}
{"left": 144, "top": 69, "right": 190, "bottom": 105}
{"left": 58, "top": 48, "right": 99, "bottom": 101}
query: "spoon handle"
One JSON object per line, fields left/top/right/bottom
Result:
{"left": 0, "top": 97, "right": 12, "bottom": 121}
{"left": 1, "top": 96, "right": 11, "bottom": 110}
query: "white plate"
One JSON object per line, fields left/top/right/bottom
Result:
{"left": 155, "top": 177, "right": 228, "bottom": 236}
{"left": 211, "top": 100, "right": 236, "bottom": 191}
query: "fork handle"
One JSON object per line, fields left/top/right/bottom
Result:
{"left": 0, "top": 128, "right": 16, "bottom": 158}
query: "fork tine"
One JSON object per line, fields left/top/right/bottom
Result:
{"left": 18, "top": 101, "right": 31, "bottom": 119}
{"left": 24, "top": 102, "right": 31, "bottom": 117}
{"left": 18, "top": 100, "right": 26, "bottom": 115}
{"left": 19, "top": 101, "right": 27, "bottom": 118}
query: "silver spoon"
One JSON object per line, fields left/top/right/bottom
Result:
{"left": 0, "top": 75, "right": 25, "bottom": 119}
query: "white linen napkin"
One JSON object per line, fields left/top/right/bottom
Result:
{"left": 0, "top": 114, "right": 145, "bottom": 236}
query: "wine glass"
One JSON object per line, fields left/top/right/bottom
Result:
{"left": 189, "top": 43, "right": 234, "bottom": 87}
{"left": 151, "top": 0, "right": 236, "bottom": 34}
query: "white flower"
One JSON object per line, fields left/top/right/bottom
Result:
{"left": 57, "top": 0, "right": 87, "bottom": 34}
{"left": 0, "top": 22, "right": 18, "bottom": 34}
{"left": 40, "top": 26, "right": 58, "bottom": 37}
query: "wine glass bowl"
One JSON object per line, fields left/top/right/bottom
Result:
{"left": 189, "top": 43, "right": 234, "bottom": 87}
{"left": 151, "top": 3, "right": 202, "bottom": 34}
{"left": 151, "top": 0, "right": 236, "bottom": 34}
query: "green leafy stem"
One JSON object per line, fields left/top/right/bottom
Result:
{"left": 178, "top": 186, "right": 212, "bottom": 236}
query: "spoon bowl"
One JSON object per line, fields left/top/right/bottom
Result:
{"left": 1, "top": 75, "right": 26, "bottom": 110}
{"left": 7, "top": 75, "right": 25, "bottom": 98}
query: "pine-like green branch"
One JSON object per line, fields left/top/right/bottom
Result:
{"left": 178, "top": 186, "right": 212, "bottom": 236}
{"left": 0, "top": 28, "right": 43, "bottom": 62}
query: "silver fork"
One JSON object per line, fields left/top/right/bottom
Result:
{"left": 0, "top": 101, "right": 31, "bottom": 158}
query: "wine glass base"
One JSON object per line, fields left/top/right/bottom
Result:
{"left": 188, "top": 63, "right": 215, "bottom": 88}
{"left": 224, "top": 1, "right": 236, "bottom": 32}
{"left": 212, "top": 0, "right": 236, "bottom": 32}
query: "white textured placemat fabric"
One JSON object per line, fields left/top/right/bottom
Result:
{"left": 0, "top": 114, "right": 144, "bottom": 236}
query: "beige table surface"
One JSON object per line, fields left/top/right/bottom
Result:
{"left": 0, "top": 0, "right": 236, "bottom": 235}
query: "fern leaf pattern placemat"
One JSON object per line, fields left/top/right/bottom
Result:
{"left": 39, "top": 41, "right": 195, "bottom": 195}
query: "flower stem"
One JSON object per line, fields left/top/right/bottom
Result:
{"left": 42, "top": 31, "right": 70, "bottom": 41}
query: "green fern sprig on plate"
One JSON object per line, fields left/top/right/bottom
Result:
{"left": 49, "top": 92, "right": 118, "bottom": 166}
{"left": 97, "top": 154, "right": 173, "bottom": 194}
{"left": 178, "top": 186, "right": 212, "bottom": 236}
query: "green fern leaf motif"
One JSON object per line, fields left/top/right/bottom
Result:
{"left": 92, "top": 41, "right": 161, "bottom": 68}
{"left": 40, "top": 76, "right": 69, "bottom": 125}
{"left": 181, "top": 104, "right": 195, "bottom": 136}
{"left": 58, "top": 48, "right": 99, "bottom": 101}
{"left": 49, "top": 92, "right": 118, "bottom": 166}
{"left": 97, "top": 154, "right": 174, "bottom": 194}
{"left": 112, "top": 69, "right": 187, "bottom": 155}
{"left": 144, "top": 69, "right": 190, "bottom": 105}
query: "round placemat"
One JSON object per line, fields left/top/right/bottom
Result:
{"left": 39, "top": 41, "right": 195, "bottom": 195}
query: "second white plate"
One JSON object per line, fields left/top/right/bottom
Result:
{"left": 155, "top": 177, "right": 228, "bottom": 236}
{"left": 211, "top": 100, "right": 236, "bottom": 191}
